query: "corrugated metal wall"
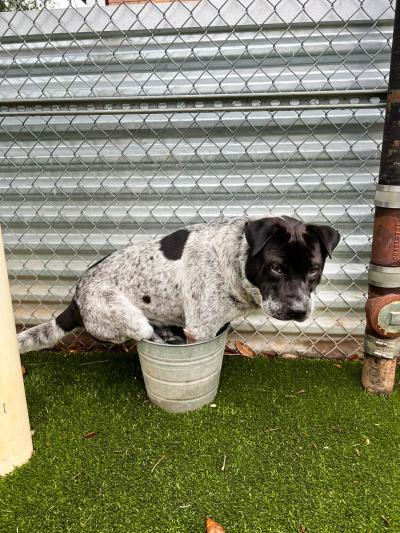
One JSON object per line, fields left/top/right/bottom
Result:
{"left": 0, "top": 0, "right": 395, "bottom": 356}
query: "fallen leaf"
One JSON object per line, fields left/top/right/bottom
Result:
{"left": 347, "top": 354, "right": 359, "bottom": 361}
{"left": 281, "top": 353, "right": 298, "bottom": 359}
{"left": 297, "top": 389, "right": 305, "bottom": 395}
{"left": 331, "top": 426, "right": 344, "bottom": 433}
{"left": 299, "top": 526, "right": 306, "bottom": 533}
{"left": 355, "top": 448, "right": 361, "bottom": 456}
{"left": 83, "top": 431, "right": 97, "bottom": 439}
{"left": 210, "top": 404, "right": 217, "bottom": 408}
{"left": 285, "top": 395, "right": 294, "bottom": 399}
{"left": 364, "top": 437, "right": 370, "bottom": 446}
{"left": 21, "top": 365, "right": 27, "bottom": 376}
{"left": 334, "top": 364, "right": 343, "bottom": 369}
{"left": 380, "top": 515, "right": 391, "bottom": 526}
{"left": 206, "top": 517, "right": 225, "bottom": 533}
{"left": 235, "top": 340, "right": 255, "bottom": 358}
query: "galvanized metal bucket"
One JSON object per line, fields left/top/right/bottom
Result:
{"left": 137, "top": 327, "right": 229, "bottom": 413}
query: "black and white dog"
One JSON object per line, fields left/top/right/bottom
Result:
{"left": 17, "top": 215, "right": 340, "bottom": 353}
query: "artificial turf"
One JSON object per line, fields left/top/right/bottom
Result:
{"left": 0, "top": 352, "right": 399, "bottom": 533}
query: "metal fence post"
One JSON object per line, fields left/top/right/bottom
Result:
{"left": 362, "top": 0, "right": 400, "bottom": 395}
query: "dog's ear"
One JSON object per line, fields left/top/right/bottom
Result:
{"left": 307, "top": 224, "right": 340, "bottom": 258}
{"left": 245, "top": 218, "right": 280, "bottom": 257}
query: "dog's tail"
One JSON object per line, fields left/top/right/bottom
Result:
{"left": 17, "top": 299, "right": 83, "bottom": 354}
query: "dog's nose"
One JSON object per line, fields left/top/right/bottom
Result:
{"left": 287, "top": 309, "right": 307, "bottom": 322}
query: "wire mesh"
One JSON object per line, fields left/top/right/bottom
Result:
{"left": 0, "top": 0, "right": 395, "bottom": 356}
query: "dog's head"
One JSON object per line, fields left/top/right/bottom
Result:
{"left": 244, "top": 216, "right": 340, "bottom": 322}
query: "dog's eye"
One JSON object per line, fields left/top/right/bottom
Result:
{"left": 309, "top": 266, "right": 320, "bottom": 277}
{"left": 270, "top": 264, "right": 283, "bottom": 276}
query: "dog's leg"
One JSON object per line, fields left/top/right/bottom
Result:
{"left": 183, "top": 306, "right": 225, "bottom": 343}
{"left": 82, "top": 292, "right": 154, "bottom": 343}
{"left": 183, "top": 298, "right": 238, "bottom": 343}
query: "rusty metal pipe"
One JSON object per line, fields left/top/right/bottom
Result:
{"left": 362, "top": 0, "right": 400, "bottom": 394}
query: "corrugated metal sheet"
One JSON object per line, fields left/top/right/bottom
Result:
{"left": 0, "top": 0, "right": 395, "bottom": 355}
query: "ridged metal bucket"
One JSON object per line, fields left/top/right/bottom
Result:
{"left": 137, "top": 327, "right": 229, "bottom": 413}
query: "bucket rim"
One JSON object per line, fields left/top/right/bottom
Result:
{"left": 138, "top": 323, "right": 230, "bottom": 349}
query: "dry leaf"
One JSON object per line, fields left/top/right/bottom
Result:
{"left": 206, "top": 517, "right": 225, "bottom": 533}
{"left": 83, "top": 431, "right": 97, "bottom": 439}
{"left": 281, "top": 353, "right": 298, "bottom": 359}
{"left": 285, "top": 394, "right": 294, "bottom": 399}
{"left": 297, "top": 389, "right": 305, "bottom": 395}
{"left": 235, "top": 340, "right": 255, "bottom": 358}
{"left": 334, "top": 364, "right": 343, "bottom": 369}
{"left": 21, "top": 365, "right": 27, "bottom": 376}
{"left": 299, "top": 526, "right": 306, "bottom": 533}
{"left": 347, "top": 354, "right": 359, "bottom": 361}
{"left": 380, "top": 515, "right": 390, "bottom": 526}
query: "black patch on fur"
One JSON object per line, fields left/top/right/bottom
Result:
{"left": 150, "top": 256, "right": 153, "bottom": 260}
{"left": 160, "top": 229, "right": 190, "bottom": 260}
{"left": 229, "top": 294, "right": 241, "bottom": 306}
{"left": 55, "top": 299, "right": 83, "bottom": 332}
{"left": 142, "top": 295, "right": 151, "bottom": 304}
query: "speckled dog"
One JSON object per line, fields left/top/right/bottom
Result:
{"left": 17, "top": 215, "right": 340, "bottom": 353}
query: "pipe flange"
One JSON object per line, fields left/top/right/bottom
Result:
{"left": 366, "top": 294, "right": 400, "bottom": 338}
{"left": 375, "top": 184, "right": 400, "bottom": 208}
{"left": 368, "top": 264, "right": 400, "bottom": 288}
{"left": 364, "top": 334, "right": 400, "bottom": 359}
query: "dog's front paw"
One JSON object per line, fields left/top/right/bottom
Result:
{"left": 164, "top": 335, "right": 186, "bottom": 345}
{"left": 150, "top": 326, "right": 187, "bottom": 344}
{"left": 150, "top": 332, "right": 167, "bottom": 344}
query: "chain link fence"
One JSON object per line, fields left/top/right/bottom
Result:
{"left": 0, "top": 0, "right": 395, "bottom": 357}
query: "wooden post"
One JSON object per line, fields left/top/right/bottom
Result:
{"left": 362, "top": 0, "right": 400, "bottom": 394}
{"left": 0, "top": 227, "right": 33, "bottom": 476}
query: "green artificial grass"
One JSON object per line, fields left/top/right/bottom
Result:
{"left": 1, "top": 352, "right": 399, "bottom": 533}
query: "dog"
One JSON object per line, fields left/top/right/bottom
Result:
{"left": 17, "top": 215, "right": 340, "bottom": 353}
